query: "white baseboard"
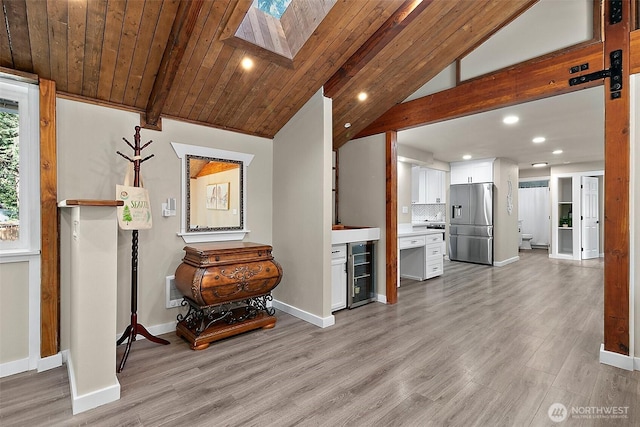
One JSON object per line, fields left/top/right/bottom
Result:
{"left": 376, "top": 293, "right": 387, "bottom": 304}
{"left": 635, "top": 356, "right": 640, "bottom": 371}
{"left": 272, "top": 299, "right": 335, "bottom": 328}
{"left": 67, "top": 352, "right": 120, "bottom": 415}
{"left": 37, "top": 352, "right": 62, "bottom": 372}
{"left": 400, "top": 274, "right": 423, "bottom": 281}
{"left": 0, "top": 357, "right": 29, "bottom": 378}
{"left": 494, "top": 256, "right": 519, "bottom": 267}
{"left": 115, "top": 320, "right": 176, "bottom": 344}
{"left": 599, "top": 343, "right": 635, "bottom": 371}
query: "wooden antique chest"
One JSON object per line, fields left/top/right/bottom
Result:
{"left": 174, "top": 242, "right": 283, "bottom": 350}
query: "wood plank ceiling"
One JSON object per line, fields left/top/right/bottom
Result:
{"left": 1, "top": 0, "right": 536, "bottom": 148}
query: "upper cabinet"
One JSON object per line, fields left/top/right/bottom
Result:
{"left": 450, "top": 159, "right": 494, "bottom": 184}
{"left": 412, "top": 166, "right": 445, "bottom": 204}
{"left": 425, "top": 168, "right": 444, "bottom": 203}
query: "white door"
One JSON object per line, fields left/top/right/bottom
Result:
{"left": 581, "top": 176, "right": 599, "bottom": 259}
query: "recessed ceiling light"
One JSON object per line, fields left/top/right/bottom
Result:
{"left": 532, "top": 162, "right": 548, "bottom": 168}
{"left": 503, "top": 115, "right": 519, "bottom": 125}
{"left": 344, "top": 122, "right": 351, "bottom": 128}
{"left": 462, "top": 154, "right": 472, "bottom": 160}
{"left": 553, "top": 149, "right": 563, "bottom": 154}
{"left": 532, "top": 136, "right": 546, "bottom": 143}
{"left": 357, "top": 92, "right": 368, "bottom": 101}
{"left": 241, "top": 57, "right": 254, "bottom": 70}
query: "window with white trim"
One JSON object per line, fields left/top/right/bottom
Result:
{"left": 0, "top": 78, "right": 40, "bottom": 253}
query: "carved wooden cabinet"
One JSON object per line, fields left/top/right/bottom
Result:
{"left": 174, "top": 242, "right": 283, "bottom": 350}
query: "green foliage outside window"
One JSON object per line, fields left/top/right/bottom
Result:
{"left": 0, "top": 111, "right": 19, "bottom": 220}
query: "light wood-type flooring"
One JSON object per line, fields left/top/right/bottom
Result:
{"left": 2, "top": 249, "right": 639, "bottom": 426}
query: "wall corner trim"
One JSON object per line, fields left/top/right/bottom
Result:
{"left": 272, "top": 299, "right": 335, "bottom": 328}
{"left": 599, "top": 343, "right": 634, "bottom": 371}
{"left": 493, "top": 256, "right": 520, "bottom": 267}
{"left": 37, "top": 352, "right": 62, "bottom": 372}
{"left": 67, "top": 353, "right": 120, "bottom": 415}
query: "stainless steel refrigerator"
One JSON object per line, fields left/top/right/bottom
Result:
{"left": 449, "top": 183, "right": 493, "bottom": 265}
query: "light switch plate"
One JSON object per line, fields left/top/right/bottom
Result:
{"left": 402, "top": 206, "right": 409, "bottom": 214}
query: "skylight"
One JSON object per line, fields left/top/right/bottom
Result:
{"left": 257, "top": 0, "right": 292, "bottom": 19}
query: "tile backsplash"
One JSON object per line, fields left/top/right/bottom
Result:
{"left": 412, "top": 203, "right": 446, "bottom": 222}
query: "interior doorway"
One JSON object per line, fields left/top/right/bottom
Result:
{"left": 581, "top": 176, "right": 600, "bottom": 259}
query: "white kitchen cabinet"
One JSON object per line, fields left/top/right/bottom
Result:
{"left": 398, "top": 230, "right": 444, "bottom": 281}
{"left": 425, "top": 168, "right": 445, "bottom": 203}
{"left": 331, "top": 244, "right": 347, "bottom": 312}
{"left": 450, "top": 159, "right": 494, "bottom": 184}
{"left": 412, "top": 166, "right": 445, "bottom": 204}
{"left": 411, "top": 166, "right": 425, "bottom": 203}
{"left": 425, "top": 233, "right": 444, "bottom": 279}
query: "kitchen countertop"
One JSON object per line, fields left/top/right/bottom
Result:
{"left": 398, "top": 228, "right": 445, "bottom": 238}
{"left": 331, "top": 226, "right": 380, "bottom": 245}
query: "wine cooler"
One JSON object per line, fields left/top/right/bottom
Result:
{"left": 347, "top": 240, "right": 376, "bottom": 308}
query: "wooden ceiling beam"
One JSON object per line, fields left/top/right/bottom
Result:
{"left": 143, "top": 0, "right": 204, "bottom": 130}
{"left": 355, "top": 42, "right": 604, "bottom": 139}
{"left": 323, "top": 0, "right": 434, "bottom": 99}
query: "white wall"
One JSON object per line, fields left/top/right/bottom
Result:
{"left": 493, "top": 158, "right": 520, "bottom": 265}
{"left": 632, "top": 74, "right": 639, "bottom": 361}
{"left": 56, "top": 98, "right": 273, "bottom": 343}
{"left": 461, "top": 0, "right": 593, "bottom": 80}
{"left": 397, "top": 161, "right": 412, "bottom": 224}
{"left": 272, "top": 90, "right": 333, "bottom": 321}
{"left": 0, "top": 262, "right": 29, "bottom": 363}
{"left": 338, "top": 134, "right": 387, "bottom": 299}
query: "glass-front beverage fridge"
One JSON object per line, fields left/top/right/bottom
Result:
{"left": 347, "top": 240, "right": 376, "bottom": 308}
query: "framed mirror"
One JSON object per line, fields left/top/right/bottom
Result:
{"left": 186, "top": 155, "right": 243, "bottom": 231}
{"left": 172, "top": 142, "right": 254, "bottom": 243}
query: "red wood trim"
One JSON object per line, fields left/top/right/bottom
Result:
{"left": 385, "top": 131, "right": 398, "bottom": 305}
{"left": 61, "top": 200, "right": 124, "bottom": 207}
{"left": 143, "top": 0, "right": 204, "bottom": 128}
{"left": 603, "top": 0, "right": 630, "bottom": 356}
{"left": 324, "top": 0, "right": 435, "bottom": 99}
{"left": 39, "top": 78, "right": 59, "bottom": 358}
{"left": 356, "top": 42, "right": 604, "bottom": 136}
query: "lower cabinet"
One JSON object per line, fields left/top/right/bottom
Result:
{"left": 425, "top": 233, "right": 444, "bottom": 279}
{"left": 331, "top": 244, "right": 347, "bottom": 312}
{"left": 398, "top": 231, "right": 444, "bottom": 281}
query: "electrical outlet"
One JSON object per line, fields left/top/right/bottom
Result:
{"left": 165, "top": 275, "right": 182, "bottom": 308}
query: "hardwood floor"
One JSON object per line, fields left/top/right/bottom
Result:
{"left": 2, "top": 249, "right": 639, "bottom": 426}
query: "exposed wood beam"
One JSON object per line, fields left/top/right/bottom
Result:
{"left": 143, "top": 0, "right": 204, "bottom": 129}
{"left": 39, "top": 78, "right": 59, "bottom": 358}
{"left": 356, "top": 42, "right": 604, "bottom": 137}
{"left": 324, "top": 0, "right": 434, "bottom": 99}
{"left": 385, "top": 131, "right": 398, "bottom": 305}
{"left": 603, "top": 0, "right": 630, "bottom": 356}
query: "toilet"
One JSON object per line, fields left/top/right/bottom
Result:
{"left": 521, "top": 233, "right": 533, "bottom": 250}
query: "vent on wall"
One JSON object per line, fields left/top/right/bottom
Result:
{"left": 166, "top": 276, "right": 183, "bottom": 308}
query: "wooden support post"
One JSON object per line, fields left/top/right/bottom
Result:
{"left": 39, "top": 78, "right": 59, "bottom": 358}
{"left": 603, "top": 0, "right": 631, "bottom": 356}
{"left": 386, "top": 131, "right": 398, "bottom": 305}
